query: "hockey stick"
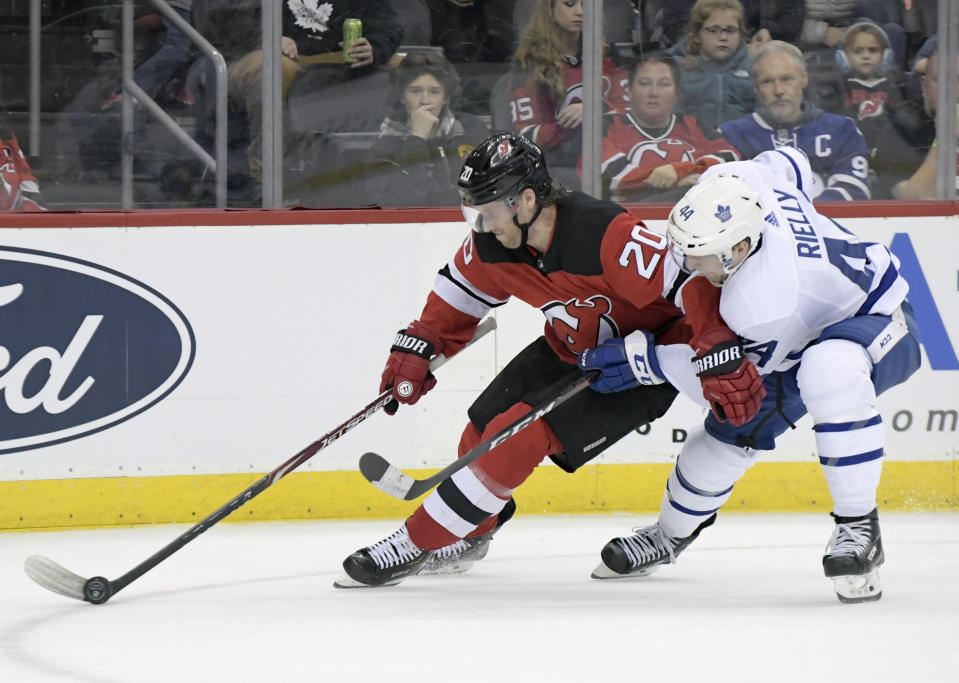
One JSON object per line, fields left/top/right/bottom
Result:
{"left": 24, "top": 317, "right": 497, "bottom": 604}
{"left": 359, "top": 369, "right": 599, "bottom": 501}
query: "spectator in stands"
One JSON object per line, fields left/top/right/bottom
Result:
{"left": 227, "top": 2, "right": 403, "bottom": 183}
{"left": 0, "top": 74, "right": 43, "bottom": 210}
{"left": 425, "top": 0, "right": 516, "bottom": 63}
{"left": 0, "top": 122, "right": 44, "bottom": 212}
{"left": 667, "top": 0, "right": 757, "bottom": 134}
{"left": 799, "top": 1, "right": 905, "bottom": 70}
{"left": 663, "top": 1, "right": 804, "bottom": 51}
{"left": 893, "top": 47, "right": 958, "bottom": 200}
{"left": 834, "top": 20, "right": 923, "bottom": 198}
{"left": 102, "top": 1, "right": 194, "bottom": 110}
{"left": 364, "top": 51, "right": 489, "bottom": 206}
{"left": 743, "top": 1, "right": 805, "bottom": 54}
{"left": 597, "top": 53, "right": 740, "bottom": 202}
{"left": 901, "top": 1, "right": 936, "bottom": 57}
{"left": 59, "top": 2, "right": 197, "bottom": 182}
{"left": 508, "top": 0, "right": 630, "bottom": 168}
{"left": 905, "top": 34, "right": 937, "bottom": 103}
{"left": 720, "top": 40, "right": 872, "bottom": 200}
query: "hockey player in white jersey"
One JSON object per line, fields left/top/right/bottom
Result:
{"left": 581, "top": 146, "right": 921, "bottom": 602}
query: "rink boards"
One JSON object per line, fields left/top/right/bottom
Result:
{"left": 0, "top": 205, "right": 956, "bottom": 529}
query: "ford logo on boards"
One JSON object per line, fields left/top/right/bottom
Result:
{"left": 0, "top": 246, "right": 195, "bottom": 454}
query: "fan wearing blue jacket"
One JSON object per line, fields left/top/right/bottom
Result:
{"left": 720, "top": 40, "right": 871, "bottom": 201}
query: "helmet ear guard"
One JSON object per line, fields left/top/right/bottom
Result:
{"left": 835, "top": 21, "right": 895, "bottom": 76}
{"left": 666, "top": 173, "right": 765, "bottom": 279}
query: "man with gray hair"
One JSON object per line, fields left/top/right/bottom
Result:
{"left": 719, "top": 40, "right": 872, "bottom": 200}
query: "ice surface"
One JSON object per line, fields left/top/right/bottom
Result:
{"left": 1, "top": 512, "right": 957, "bottom": 682}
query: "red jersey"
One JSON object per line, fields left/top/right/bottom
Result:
{"left": 600, "top": 113, "right": 740, "bottom": 202}
{"left": 508, "top": 57, "right": 629, "bottom": 153}
{"left": 0, "top": 133, "right": 43, "bottom": 212}
{"left": 414, "top": 192, "right": 721, "bottom": 363}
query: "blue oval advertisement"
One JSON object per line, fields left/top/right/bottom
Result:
{"left": 0, "top": 246, "right": 195, "bottom": 454}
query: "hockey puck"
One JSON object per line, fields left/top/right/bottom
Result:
{"left": 83, "top": 576, "right": 113, "bottom": 604}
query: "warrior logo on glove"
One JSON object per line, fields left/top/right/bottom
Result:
{"left": 692, "top": 328, "right": 765, "bottom": 426}
{"left": 693, "top": 340, "right": 743, "bottom": 376}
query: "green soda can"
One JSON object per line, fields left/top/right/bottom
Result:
{"left": 343, "top": 18, "right": 363, "bottom": 62}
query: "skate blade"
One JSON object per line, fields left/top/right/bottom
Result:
{"left": 590, "top": 561, "right": 660, "bottom": 580}
{"left": 420, "top": 559, "right": 477, "bottom": 576}
{"left": 332, "top": 574, "right": 402, "bottom": 589}
{"left": 832, "top": 570, "right": 882, "bottom": 603}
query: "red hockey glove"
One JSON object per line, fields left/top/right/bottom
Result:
{"left": 692, "top": 328, "right": 765, "bottom": 427}
{"left": 380, "top": 322, "right": 443, "bottom": 415}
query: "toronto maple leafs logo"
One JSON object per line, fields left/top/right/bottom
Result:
{"left": 289, "top": 0, "right": 333, "bottom": 33}
{"left": 715, "top": 204, "right": 732, "bottom": 223}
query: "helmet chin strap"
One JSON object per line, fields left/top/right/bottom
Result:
{"left": 512, "top": 203, "right": 544, "bottom": 249}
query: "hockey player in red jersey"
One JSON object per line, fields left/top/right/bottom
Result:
{"left": 596, "top": 53, "right": 740, "bottom": 202}
{"left": 0, "top": 131, "right": 43, "bottom": 212}
{"left": 335, "top": 132, "right": 764, "bottom": 588}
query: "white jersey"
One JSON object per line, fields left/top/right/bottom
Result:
{"left": 695, "top": 147, "right": 909, "bottom": 375}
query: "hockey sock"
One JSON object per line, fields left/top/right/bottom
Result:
{"left": 816, "top": 422, "right": 883, "bottom": 517}
{"left": 798, "top": 340, "right": 883, "bottom": 517}
{"left": 457, "top": 422, "right": 508, "bottom": 538}
{"left": 407, "top": 403, "right": 562, "bottom": 549}
{"left": 658, "top": 425, "right": 755, "bottom": 538}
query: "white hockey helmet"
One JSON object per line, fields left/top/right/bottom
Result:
{"left": 666, "top": 172, "right": 765, "bottom": 278}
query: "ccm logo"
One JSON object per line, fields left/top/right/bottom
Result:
{"left": 0, "top": 246, "right": 195, "bottom": 454}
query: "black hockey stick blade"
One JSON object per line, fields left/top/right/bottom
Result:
{"left": 360, "top": 369, "right": 599, "bottom": 500}
{"left": 23, "top": 317, "right": 496, "bottom": 604}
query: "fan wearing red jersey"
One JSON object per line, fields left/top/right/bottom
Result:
{"left": 335, "top": 132, "right": 763, "bottom": 588}
{"left": 507, "top": 0, "right": 629, "bottom": 165}
{"left": 597, "top": 53, "right": 740, "bottom": 202}
{"left": 0, "top": 131, "right": 44, "bottom": 212}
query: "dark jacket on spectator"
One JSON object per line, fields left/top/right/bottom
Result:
{"left": 200, "top": 0, "right": 402, "bottom": 63}
{"left": 664, "top": 0, "right": 804, "bottom": 47}
{"left": 365, "top": 107, "right": 489, "bottom": 207}
{"left": 837, "top": 69, "right": 926, "bottom": 198}
{"left": 281, "top": 0, "right": 402, "bottom": 64}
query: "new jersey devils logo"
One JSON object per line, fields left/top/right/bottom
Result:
{"left": 628, "top": 139, "right": 697, "bottom": 166}
{"left": 857, "top": 99, "right": 884, "bottom": 120}
{"left": 493, "top": 139, "right": 512, "bottom": 164}
{"left": 560, "top": 76, "right": 613, "bottom": 112}
{"left": 542, "top": 295, "right": 618, "bottom": 354}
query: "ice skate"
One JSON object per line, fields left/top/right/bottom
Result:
{"left": 420, "top": 499, "right": 516, "bottom": 575}
{"left": 823, "top": 508, "right": 884, "bottom": 603}
{"left": 592, "top": 514, "right": 716, "bottom": 579}
{"left": 334, "top": 523, "right": 432, "bottom": 588}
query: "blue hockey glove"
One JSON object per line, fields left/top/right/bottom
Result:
{"left": 578, "top": 330, "right": 665, "bottom": 393}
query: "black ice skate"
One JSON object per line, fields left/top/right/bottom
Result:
{"left": 591, "top": 514, "right": 716, "bottom": 579}
{"left": 822, "top": 508, "right": 884, "bottom": 603}
{"left": 420, "top": 498, "right": 516, "bottom": 575}
{"left": 334, "top": 523, "right": 431, "bottom": 588}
